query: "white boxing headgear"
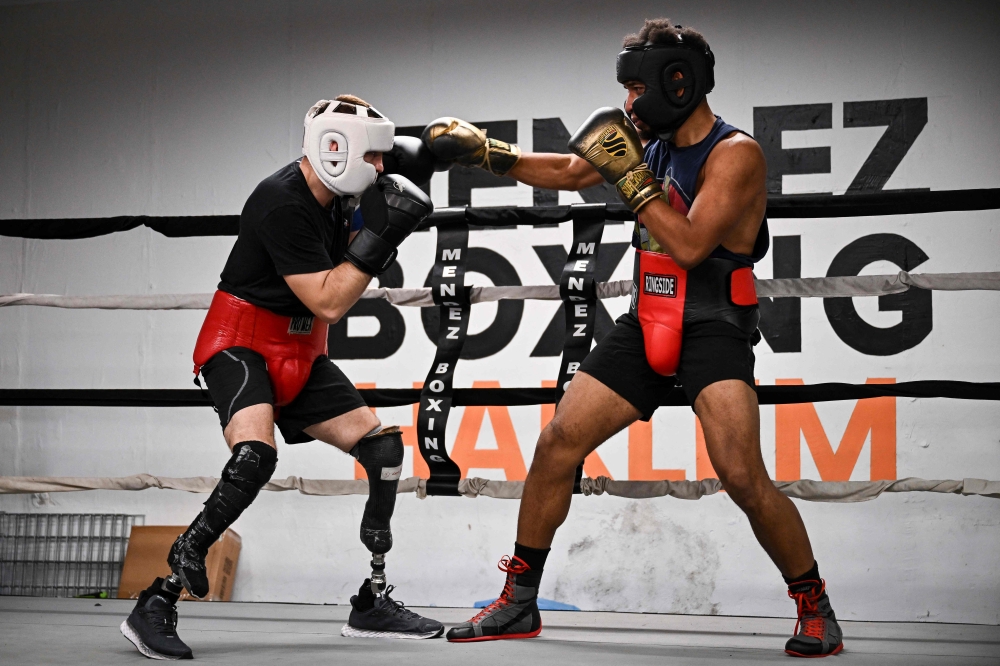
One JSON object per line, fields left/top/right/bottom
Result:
{"left": 302, "top": 99, "right": 395, "bottom": 196}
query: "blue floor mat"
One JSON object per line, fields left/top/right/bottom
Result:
{"left": 473, "top": 597, "right": 579, "bottom": 611}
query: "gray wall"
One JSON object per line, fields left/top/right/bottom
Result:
{"left": 2, "top": 0, "right": 999, "bottom": 623}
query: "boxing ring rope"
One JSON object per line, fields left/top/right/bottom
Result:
{"left": 2, "top": 270, "right": 999, "bottom": 310}
{"left": 1, "top": 474, "right": 998, "bottom": 502}
{"left": 2, "top": 380, "right": 998, "bottom": 409}
{"left": 2, "top": 188, "right": 999, "bottom": 239}
{"left": 3, "top": 191, "right": 999, "bottom": 496}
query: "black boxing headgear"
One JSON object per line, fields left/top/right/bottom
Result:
{"left": 616, "top": 36, "right": 715, "bottom": 142}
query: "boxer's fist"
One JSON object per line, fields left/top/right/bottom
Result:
{"left": 421, "top": 117, "right": 521, "bottom": 176}
{"left": 346, "top": 174, "right": 433, "bottom": 276}
{"left": 382, "top": 136, "right": 451, "bottom": 187}
{"left": 568, "top": 107, "right": 662, "bottom": 212}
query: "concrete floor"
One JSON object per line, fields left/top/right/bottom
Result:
{"left": 1, "top": 597, "right": 998, "bottom": 665}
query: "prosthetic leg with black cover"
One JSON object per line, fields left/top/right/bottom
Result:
{"left": 342, "top": 427, "right": 444, "bottom": 639}
{"left": 122, "top": 441, "right": 276, "bottom": 660}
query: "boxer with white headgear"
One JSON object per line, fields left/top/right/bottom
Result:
{"left": 302, "top": 98, "right": 395, "bottom": 196}
{"left": 120, "top": 95, "right": 443, "bottom": 662}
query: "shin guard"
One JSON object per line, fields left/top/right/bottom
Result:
{"left": 169, "top": 440, "right": 277, "bottom": 597}
{"left": 350, "top": 428, "right": 404, "bottom": 555}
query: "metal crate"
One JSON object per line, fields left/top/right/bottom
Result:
{"left": 0, "top": 512, "right": 144, "bottom": 597}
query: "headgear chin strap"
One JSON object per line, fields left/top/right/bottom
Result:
{"left": 302, "top": 100, "right": 395, "bottom": 196}
{"left": 616, "top": 37, "right": 715, "bottom": 142}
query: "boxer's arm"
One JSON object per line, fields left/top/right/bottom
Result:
{"left": 422, "top": 116, "right": 603, "bottom": 191}
{"left": 507, "top": 153, "right": 606, "bottom": 191}
{"left": 285, "top": 172, "right": 432, "bottom": 323}
{"left": 283, "top": 264, "right": 372, "bottom": 324}
{"left": 640, "top": 135, "right": 766, "bottom": 269}
{"left": 257, "top": 206, "right": 373, "bottom": 324}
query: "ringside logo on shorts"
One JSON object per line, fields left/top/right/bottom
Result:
{"left": 643, "top": 273, "right": 677, "bottom": 297}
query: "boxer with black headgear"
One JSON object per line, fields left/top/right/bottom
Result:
{"left": 120, "top": 95, "right": 444, "bottom": 661}
{"left": 425, "top": 18, "right": 843, "bottom": 658}
{"left": 615, "top": 30, "right": 716, "bottom": 142}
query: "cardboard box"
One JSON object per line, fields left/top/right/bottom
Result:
{"left": 117, "top": 525, "right": 241, "bottom": 601}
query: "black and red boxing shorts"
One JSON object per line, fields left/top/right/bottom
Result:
{"left": 192, "top": 291, "right": 366, "bottom": 442}
{"left": 193, "top": 290, "right": 330, "bottom": 407}
{"left": 578, "top": 251, "right": 760, "bottom": 417}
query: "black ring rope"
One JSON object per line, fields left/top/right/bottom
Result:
{"left": 3, "top": 191, "right": 999, "bottom": 494}
{"left": 0, "top": 382, "right": 997, "bottom": 408}
{"left": 2, "top": 189, "right": 998, "bottom": 239}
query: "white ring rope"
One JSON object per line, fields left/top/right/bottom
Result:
{"left": 3, "top": 271, "right": 997, "bottom": 501}
{"left": 0, "top": 474, "right": 996, "bottom": 501}
{"left": 1, "top": 271, "right": 998, "bottom": 310}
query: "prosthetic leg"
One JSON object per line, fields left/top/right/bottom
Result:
{"left": 341, "top": 428, "right": 443, "bottom": 639}
{"left": 350, "top": 427, "right": 404, "bottom": 596}
{"left": 166, "top": 440, "right": 277, "bottom": 598}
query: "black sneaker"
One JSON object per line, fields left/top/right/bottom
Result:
{"left": 341, "top": 580, "right": 444, "bottom": 639}
{"left": 120, "top": 578, "right": 193, "bottom": 660}
{"left": 446, "top": 555, "right": 541, "bottom": 642}
{"left": 785, "top": 579, "right": 844, "bottom": 657}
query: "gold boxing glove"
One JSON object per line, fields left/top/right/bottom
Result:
{"left": 568, "top": 107, "right": 663, "bottom": 212}
{"left": 421, "top": 117, "right": 521, "bottom": 176}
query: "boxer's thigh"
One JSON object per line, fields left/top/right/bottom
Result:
{"left": 277, "top": 355, "right": 372, "bottom": 447}
{"left": 675, "top": 325, "right": 756, "bottom": 409}
{"left": 542, "top": 371, "right": 642, "bottom": 464}
{"left": 577, "top": 313, "right": 678, "bottom": 421}
{"left": 678, "top": 327, "right": 763, "bottom": 478}
{"left": 201, "top": 347, "right": 275, "bottom": 443}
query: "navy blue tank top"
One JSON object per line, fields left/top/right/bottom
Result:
{"left": 633, "top": 116, "right": 769, "bottom": 266}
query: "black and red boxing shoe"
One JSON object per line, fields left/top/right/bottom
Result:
{"left": 785, "top": 579, "right": 844, "bottom": 657}
{"left": 446, "top": 556, "right": 542, "bottom": 642}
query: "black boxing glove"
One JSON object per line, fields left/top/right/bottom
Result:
{"left": 381, "top": 136, "right": 452, "bottom": 187}
{"left": 345, "top": 174, "right": 433, "bottom": 276}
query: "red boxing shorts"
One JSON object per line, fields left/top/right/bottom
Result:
{"left": 193, "top": 291, "right": 329, "bottom": 407}
{"left": 634, "top": 250, "right": 757, "bottom": 376}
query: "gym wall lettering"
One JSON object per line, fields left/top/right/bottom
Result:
{"left": 328, "top": 261, "right": 405, "bottom": 359}
{"left": 752, "top": 98, "right": 929, "bottom": 194}
{"left": 757, "top": 235, "right": 801, "bottom": 353}
{"left": 342, "top": 104, "right": 934, "bottom": 359}
{"left": 757, "top": 232, "right": 932, "bottom": 356}
{"left": 420, "top": 247, "right": 524, "bottom": 360}
{"left": 330, "top": 229, "right": 932, "bottom": 360}
{"left": 356, "top": 377, "right": 897, "bottom": 483}
{"left": 405, "top": 99, "right": 930, "bottom": 200}
{"left": 824, "top": 234, "right": 932, "bottom": 356}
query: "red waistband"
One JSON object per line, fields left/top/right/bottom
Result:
{"left": 192, "top": 291, "right": 329, "bottom": 407}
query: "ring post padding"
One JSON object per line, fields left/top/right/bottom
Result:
{"left": 555, "top": 204, "right": 608, "bottom": 493}
{"left": 417, "top": 219, "right": 470, "bottom": 495}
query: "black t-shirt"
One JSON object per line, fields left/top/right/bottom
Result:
{"left": 218, "top": 161, "right": 351, "bottom": 317}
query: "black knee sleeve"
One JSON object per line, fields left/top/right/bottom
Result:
{"left": 223, "top": 440, "right": 278, "bottom": 495}
{"left": 351, "top": 429, "right": 403, "bottom": 554}
{"left": 201, "top": 441, "right": 277, "bottom": 537}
